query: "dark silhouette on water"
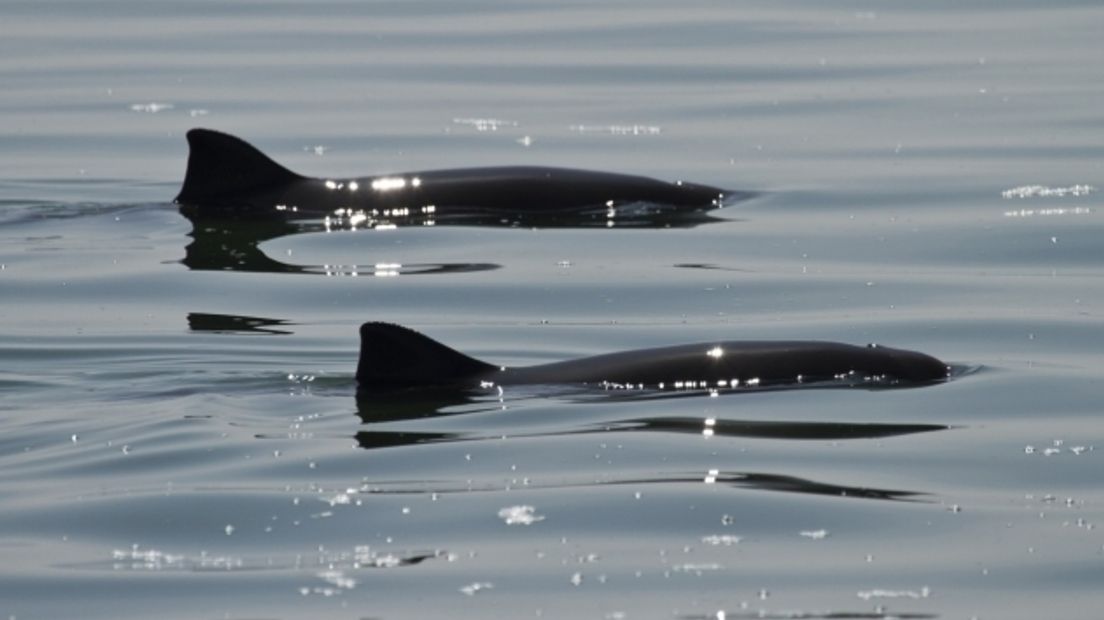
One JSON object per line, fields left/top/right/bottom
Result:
{"left": 355, "top": 322, "right": 950, "bottom": 391}
{"left": 175, "top": 128, "right": 746, "bottom": 222}
{"left": 342, "top": 324, "right": 949, "bottom": 505}
{"left": 175, "top": 129, "right": 750, "bottom": 275}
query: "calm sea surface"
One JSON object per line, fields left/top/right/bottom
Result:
{"left": 2, "top": 2, "right": 1102, "bottom": 618}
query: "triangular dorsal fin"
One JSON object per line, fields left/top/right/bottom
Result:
{"left": 356, "top": 322, "right": 498, "bottom": 389}
{"left": 174, "top": 129, "right": 304, "bottom": 205}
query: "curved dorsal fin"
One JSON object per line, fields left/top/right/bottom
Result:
{"left": 356, "top": 322, "right": 498, "bottom": 389}
{"left": 174, "top": 128, "right": 304, "bottom": 205}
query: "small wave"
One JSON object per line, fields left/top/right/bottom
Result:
{"left": 0, "top": 200, "right": 157, "bottom": 227}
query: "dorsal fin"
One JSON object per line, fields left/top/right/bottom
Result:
{"left": 356, "top": 322, "right": 498, "bottom": 389}
{"left": 174, "top": 128, "right": 304, "bottom": 205}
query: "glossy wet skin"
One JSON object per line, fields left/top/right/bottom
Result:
{"left": 175, "top": 129, "right": 729, "bottom": 218}
{"left": 497, "top": 340, "right": 950, "bottom": 388}
{"left": 355, "top": 322, "right": 950, "bottom": 391}
{"left": 269, "top": 167, "right": 727, "bottom": 215}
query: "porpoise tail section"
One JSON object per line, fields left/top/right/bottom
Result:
{"left": 175, "top": 128, "right": 304, "bottom": 205}
{"left": 357, "top": 322, "right": 498, "bottom": 389}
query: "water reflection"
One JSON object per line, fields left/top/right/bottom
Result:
{"left": 355, "top": 468, "right": 925, "bottom": 503}
{"left": 180, "top": 211, "right": 500, "bottom": 275}
{"left": 182, "top": 214, "right": 299, "bottom": 272}
{"left": 350, "top": 388, "right": 930, "bottom": 507}
{"left": 179, "top": 198, "right": 739, "bottom": 275}
{"left": 178, "top": 184, "right": 746, "bottom": 275}
{"left": 187, "top": 312, "right": 293, "bottom": 335}
{"left": 354, "top": 386, "right": 947, "bottom": 450}
{"left": 355, "top": 387, "right": 498, "bottom": 423}
{"left": 353, "top": 416, "right": 948, "bottom": 451}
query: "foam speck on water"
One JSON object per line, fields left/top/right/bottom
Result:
{"left": 498, "top": 505, "right": 545, "bottom": 525}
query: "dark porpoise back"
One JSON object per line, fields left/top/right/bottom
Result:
{"left": 356, "top": 322, "right": 498, "bottom": 389}
{"left": 355, "top": 322, "right": 949, "bottom": 392}
{"left": 174, "top": 129, "right": 730, "bottom": 218}
{"left": 175, "top": 128, "right": 305, "bottom": 209}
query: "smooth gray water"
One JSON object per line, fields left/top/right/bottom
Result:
{"left": 2, "top": 2, "right": 1102, "bottom": 619}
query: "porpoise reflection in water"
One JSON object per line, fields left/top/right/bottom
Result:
{"left": 355, "top": 322, "right": 950, "bottom": 393}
